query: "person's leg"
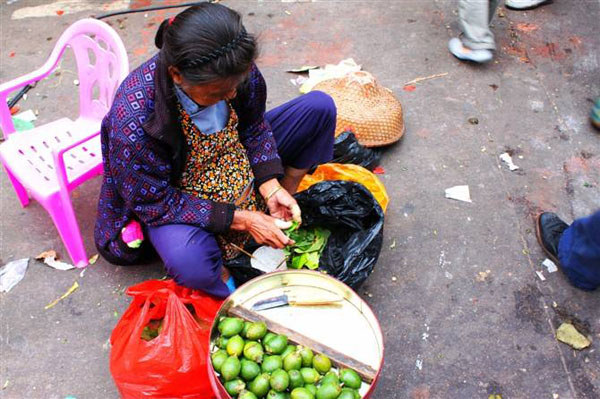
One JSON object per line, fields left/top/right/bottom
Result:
{"left": 458, "top": 0, "right": 496, "bottom": 51}
{"left": 558, "top": 211, "right": 600, "bottom": 291}
{"left": 147, "top": 224, "right": 230, "bottom": 298}
{"left": 266, "top": 90, "right": 336, "bottom": 193}
{"left": 489, "top": 0, "right": 500, "bottom": 23}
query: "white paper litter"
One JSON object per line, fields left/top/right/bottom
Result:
{"left": 536, "top": 270, "right": 546, "bottom": 281}
{"left": 542, "top": 258, "right": 558, "bottom": 273}
{"left": 43, "top": 257, "right": 75, "bottom": 271}
{"left": 0, "top": 258, "right": 29, "bottom": 292}
{"left": 445, "top": 185, "right": 472, "bottom": 203}
{"left": 298, "top": 58, "right": 362, "bottom": 93}
{"left": 500, "top": 152, "right": 520, "bottom": 171}
{"left": 415, "top": 356, "right": 423, "bottom": 371}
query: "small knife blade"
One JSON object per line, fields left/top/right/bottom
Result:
{"left": 251, "top": 293, "right": 343, "bottom": 311}
{"left": 252, "top": 294, "right": 289, "bottom": 311}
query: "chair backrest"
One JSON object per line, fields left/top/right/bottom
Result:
{"left": 60, "top": 18, "right": 129, "bottom": 121}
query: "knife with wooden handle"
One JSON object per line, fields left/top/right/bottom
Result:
{"left": 251, "top": 293, "right": 343, "bottom": 311}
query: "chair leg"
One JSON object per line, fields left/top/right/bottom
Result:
{"left": 3, "top": 165, "right": 30, "bottom": 207}
{"left": 45, "top": 193, "right": 88, "bottom": 268}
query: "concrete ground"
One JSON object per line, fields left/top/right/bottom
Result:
{"left": 1, "top": 0, "right": 599, "bottom": 398}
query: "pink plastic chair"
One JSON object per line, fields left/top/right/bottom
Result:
{"left": 0, "top": 19, "right": 129, "bottom": 267}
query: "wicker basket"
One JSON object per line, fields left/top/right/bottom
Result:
{"left": 313, "top": 71, "right": 404, "bottom": 147}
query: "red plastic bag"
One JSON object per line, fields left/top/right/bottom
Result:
{"left": 110, "top": 279, "right": 223, "bottom": 399}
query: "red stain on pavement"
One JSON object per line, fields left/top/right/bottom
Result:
{"left": 411, "top": 386, "right": 430, "bottom": 399}
{"left": 568, "top": 36, "right": 583, "bottom": 49}
{"left": 132, "top": 8, "right": 173, "bottom": 61}
{"left": 403, "top": 85, "right": 416, "bottom": 92}
{"left": 131, "top": 0, "right": 152, "bottom": 9}
{"left": 305, "top": 38, "right": 352, "bottom": 64}
{"left": 516, "top": 23, "right": 539, "bottom": 33}
{"left": 257, "top": 8, "right": 352, "bottom": 67}
{"left": 501, "top": 41, "right": 531, "bottom": 64}
{"left": 563, "top": 156, "right": 597, "bottom": 174}
{"left": 531, "top": 168, "right": 561, "bottom": 180}
{"left": 532, "top": 42, "right": 567, "bottom": 61}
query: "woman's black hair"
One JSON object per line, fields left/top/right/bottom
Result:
{"left": 154, "top": 3, "right": 257, "bottom": 84}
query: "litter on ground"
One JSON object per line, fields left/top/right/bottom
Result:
{"left": 36, "top": 250, "right": 74, "bottom": 271}
{"left": 542, "top": 258, "right": 558, "bottom": 273}
{"left": 536, "top": 271, "right": 546, "bottom": 281}
{"left": 45, "top": 281, "right": 79, "bottom": 310}
{"left": 556, "top": 322, "right": 591, "bottom": 350}
{"left": 499, "top": 152, "right": 520, "bottom": 171}
{"left": 445, "top": 185, "right": 472, "bottom": 203}
{"left": 0, "top": 258, "right": 29, "bottom": 292}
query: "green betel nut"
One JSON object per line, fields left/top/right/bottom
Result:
{"left": 211, "top": 349, "right": 228, "bottom": 373}
{"left": 261, "top": 355, "right": 283, "bottom": 373}
{"left": 246, "top": 322, "right": 268, "bottom": 340}
{"left": 218, "top": 317, "right": 244, "bottom": 337}
{"left": 240, "top": 359, "right": 261, "bottom": 382}
{"left": 224, "top": 379, "right": 245, "bottom": 396}
{"left": 226, "top": 335, "right": 245, "bottom": 357}
{"left": 339, "top": 368, "right": 362, "bottom": 389}
{"left": 221, "top": 356, "right": 241, "bottom": 381}
{"left": 283, "top": 352, "right": 303, "bottom": 371}
{"left": 316, "top": 382, "right": 342, "bottom": 399}
{"left": 248, "top": 374, "right": 270, "bottom": 397}
{"left": 291, "top": 387, "right": 316, "bottom": 399}
{"left": 270, "top": 369, "right": 290, "bottom": 392}
{"left": 243, "top": 341, "right": 264, "bottom": 363}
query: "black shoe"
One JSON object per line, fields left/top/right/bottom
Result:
{"left": 535, "top": 212, "right": 568, "bottom": 264}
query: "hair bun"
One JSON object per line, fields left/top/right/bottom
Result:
{"left": 154, "top": 18, "right": 171, "bottom": 49}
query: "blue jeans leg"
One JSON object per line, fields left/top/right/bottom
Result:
{"left": 558, "top": 210, "right": 600, "bottom": 291}
{"left": 147, "top": 224, "right": 230, "bottom": 298}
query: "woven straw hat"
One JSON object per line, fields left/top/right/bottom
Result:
{"left": 313, "top": 71, "right": 404, "bottom": 147}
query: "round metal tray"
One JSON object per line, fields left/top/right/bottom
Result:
{"left": 208, "top": 270, "right": 384, "bottom": 398}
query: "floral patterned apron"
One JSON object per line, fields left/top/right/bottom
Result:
{"left": 177, "top": 102, "right": 264, "bottom": 260}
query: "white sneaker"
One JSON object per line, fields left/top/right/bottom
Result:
{"left": 505, "top": 0, "right": 552, "bottom": 10}
{"left": 448, "top": 38, "right": 493, "bottom": 64}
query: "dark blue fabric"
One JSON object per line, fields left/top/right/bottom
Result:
{"left": 147, "top": 223, "right": 230, "bottom": 298}
{"left": 558, "top": 210, "right": 600, "bottom": 291}
{"left": 266, "top": 91, "right": 336, "bottom": 169}
{"left": 143, "top": 92, "right": 336, "bottom": 297}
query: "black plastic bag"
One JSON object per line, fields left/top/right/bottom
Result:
{"left": 226, "top": 180, "right": 384, "bottom": 289}
{"left": 331, "top": 131, "right": 381, "bottom": 171}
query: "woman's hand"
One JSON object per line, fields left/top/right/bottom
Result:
{"left": 259, "top": 179, "right": 302, "bottom": 224}
{"left": 231, "top": 210, "right": 294, "bottom": 249}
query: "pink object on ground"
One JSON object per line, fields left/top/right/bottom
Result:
{"left": 0, "top": 19, "right": 129, "bottom": 268}
{"left": 121, "top": 220, "right": 144, "bottom": 248}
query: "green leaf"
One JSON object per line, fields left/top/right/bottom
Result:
{"left": 304, "top": 252, "right": 320, "bottom": 270}
{"left": 285, "top": 221, "right": 300, "bottom": 235}
{"left": 284, "top": 226, "right": 331, "bottom": 270}
{"left": 291, "top": 253, "right": 308, "bottom": 269}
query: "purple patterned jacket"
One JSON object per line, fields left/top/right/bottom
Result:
{"left": 94, "top": 54, "right": 283, "bottom": 258}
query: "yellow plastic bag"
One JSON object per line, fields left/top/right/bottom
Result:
{"left": 298, "top": 163, "right": 389, "bottom": 212}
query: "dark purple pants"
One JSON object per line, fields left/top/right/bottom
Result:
{"left": 147, "top": 91, "right": 336, "bottom": 297}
